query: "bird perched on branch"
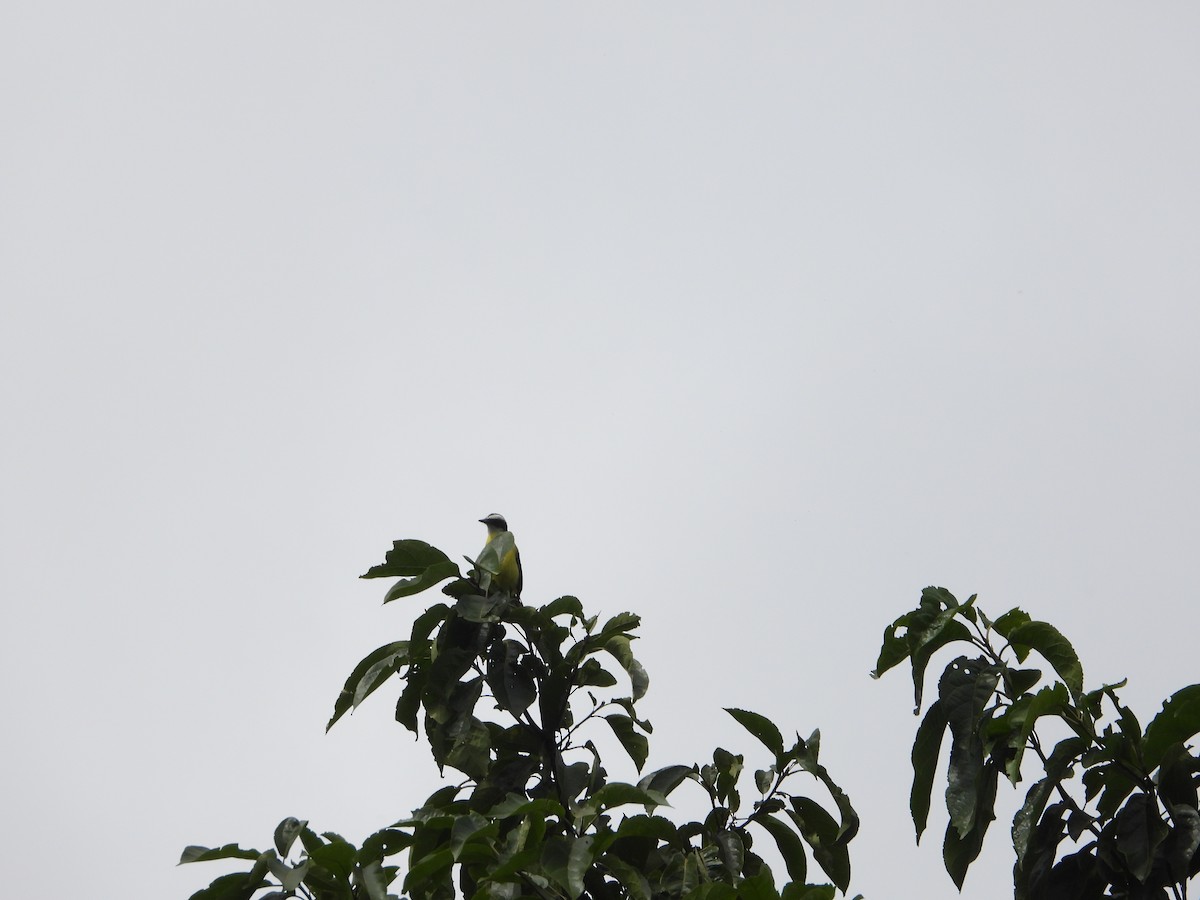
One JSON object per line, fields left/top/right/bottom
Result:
{"left": 477, "top": 513, "right": 522, "bottom": 597}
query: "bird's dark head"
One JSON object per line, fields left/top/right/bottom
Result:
{"left": 479, "top": 513, "right": 508, "bottom": 533}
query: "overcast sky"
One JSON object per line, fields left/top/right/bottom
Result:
{"left": 3, "top": 5, "right": 1199, "bottom": 899}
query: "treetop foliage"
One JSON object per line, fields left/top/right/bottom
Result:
{"left": 183, "top": 531, "right": 859, "bottom": 900}
{"left": 182, "top": 533, "right": 1200, "bottom": 900}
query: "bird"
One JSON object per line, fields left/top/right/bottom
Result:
{"left": 478, "top": 513, "right": 522, "bottom": 597}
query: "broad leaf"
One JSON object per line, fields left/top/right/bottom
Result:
{"left": 183, "top": 871, "right": 261, "bottom": 900}
{"left": 1112, "top": 792, "right": 1171, "bottom": 883}
{"left": 361, "top": 540, "right": 461, "bottom": 599}
{"left": 939, "top": 656, "right": 1000, "bottom": 837}
{"left": 1005, "top": 621, "right": 1083, "bottom": 699}
{"left": 941, "top": 763, "right": 997, "bottom": 890}
{"left": 754, "top": 814, "right": 808, "bottom": 883}
{"left": 566, "top": 835, "right": 596, "bottom": 900}
{"left": 605, "top": 714, "right": 650, "bottom": 772}
{"left": 273, "top": 817, "right": 308, "bottom": 857}
{"left": 910, "top": 699, "right": 949, "bottom": 842}
{"left": 1142, "top": 684, "right": 1200, "bottom": 772}
{"left": 601, "top": 853, "right": 652, "bottom": 900}
{"left": 179, "top": 844, "right": 261, "bottom": 864}
{"left": 637, "top": 764, "right": 697, "bottom": 800}
{"left": 592, "top": 782, "right": 663, "bottom": 811}
{"left": 726, "top": 708, "right": 785, "bottom": 757}
{"left": 327, "top": 642, "right": 409, "bottom": 731}
{"left": 789, "top": 797, "right": 850, "bottom": 891}
{"left": 604, "top": 635, "right": 650, "bottom": 701}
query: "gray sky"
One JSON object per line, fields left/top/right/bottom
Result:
{"left": 3, "top": 5, "right": 1199, "bottom": 899}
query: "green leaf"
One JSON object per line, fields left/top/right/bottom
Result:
{"left": 1005, "top": 621, "right": 1083, "bottom": 699}
{"left": 267, "top": 855, "right": 309, "bottom": 892}
{"left": 1008, "top": 667, "right": 1043, "bottom": 696}
{"left": 873, "top": 589, "right": 975, "bottom": 712}
{"left": 403, "top": 848, "right": 454, "bottom": 894}
{"left": 592, "top": 782, "right": 663, "bottom": 812}
{"left": 298, "top": 826, "right": 325, "bottom": 855}
{"left": 486, "top": 795, "right": 564, "bottom": 819}
{"left": 601, "top": 853, "right": 652, "bottom": 900}
{"left": 910, "top": 618, "right": 973, "bottom": 715}
{"left": 486, "top": 640, "right": 537, "bottom": 717}
{"left": 753, "top": 814, "right": 808, "bottom": 883}
{"left": 613, "top": 813, "right": 679, "bottom": 842}
{"left": 542, "top": 596, "right": 584, "bottom": 620}
{"left": 359, "top": 828, "right": 412, "bottom": 861}
{"left": 992, "top": 607, "right": 1031, "bottom": 638}
{"left": 1014, "top": 799, "right": 1066, "bottom": 899}
{"left": 384, "top": 561, "right": 461, "bottom": 601}
{"left": 605, "top": 714, "right": 650, "bottom": 772}
{"left": 637, "top": 765, "right": 697, "bottom": 801}
{"left": 789, "top": 797, "right": 850, "bottom": 891}
{"left": 308, "top": 838, "right": 356, "bottom": 882}
{"left": 273, "top": 817, "right": 308, "bottom": 857}
{"left": 1167, "top": 804, "right": 1200, "bottom": 881}
{"left": 566, "top": 835, "right": 596, "bottom": 900}
{"left": 1142, "top": 684, "right": 1200, "bottom": 772}
{"left": 450, "top": 812, "right": 492, "bottom": 859}
{"left": 1001, "top": 683, "right": 1070, "bottom": 785}
{"left": 358, "top": 860, "right": 393, "bottom": 900}
{"left": 455, "top": 592, "right": 507, "bottom": 623}
{"left": 738, "top": 872, "right": 782, "bottom": 900}
{"left": 939, "top": 656, "right": 1000, "bottom": 837}
{"left": 781, "top": 886, "right": 836, "bottom": 900}
{"left": 715, "top": 830, "right": 745, "bottom": 879}
{"left": 327, "top": 642, "right": 410, "bottom": 731}
{"left": 726, "top": 708, "right": 786, "bottom": 758}
{"left": 179, "top": 844, "right": 262, "bottom": 865}
{"left": 444, "top": 716, "right": 492, "bottom": 781}
{"left": 604, "top": 635, "right": 650, "bottom": 701}
{"left": 941, "top": 763, "right": 998, "bottom": 890}
{"left": 1112, "top": 792, "right": 1171, "bottom": 882}
{"left": 184, "top": 871, "right": 261, "bottom": 900}
{"left": 910, "top": 699, "right": 949, "bottom": 842}
{"left": 576, "top": 657, "right": 619, "bottom": 688}
{"left": 361, "top": 540, "right": 461, "bottom": 596}
{"left": 755, "top": 768, "right": 774, "bottom": 795}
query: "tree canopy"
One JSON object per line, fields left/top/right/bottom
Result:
{"left": 182, "top": 534, "right": 1200, "bottom": 900}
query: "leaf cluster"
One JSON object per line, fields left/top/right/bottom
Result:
{"left": 182, "top": 537, "right": 859, "bottom": 900}
{"left": 873, "top": 587, "right": 1200, "bottom": 899}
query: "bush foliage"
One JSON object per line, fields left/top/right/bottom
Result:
{"left": 182, "top": 535, "right": 1200, "bottom": 899}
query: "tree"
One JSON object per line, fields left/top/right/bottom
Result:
{"left": 180, "top": 535, "right": 859, "bottom": 900}
{"left": 182, "top": 535, "right": 1200, "bottom": 899}
{"left": 873, "top": 587, "right": 1200, "bottom": 899}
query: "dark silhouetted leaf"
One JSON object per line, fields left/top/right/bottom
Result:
{"left": 726, "top": 708, "right": 786, "bottom": 757}
{"left": 1143, "top": 684, "right": 1200, "bottom": 772}
{"left": 941, "top": 763, "right": 997, "bottom": 890}
{"left": 273, "top": 817, "right": 307, "bottom": 857}
{"left": 179, "top": 844, "right": 262, "bottom": 865}
{"left": 1112, "top": 792, "right": 1170, "bottom": 883}
{"left": 789, "top": 797, "right": 850, "bottom": 891}
{"left": 604, "top": 635, "right": 649, "bottom": 701}
{"left": 605, "top": 714, "right": 649, "bottom": 772}
{"left": 327, "top": 642, "right": 410, "bottom": 731}
{"left": 637, "top": 764, "right": 696, "bottom": 800}
{"left": 1006, "top": 621, "right": 1083, "bottom": 699}
{"left": 184, "top": 871, "right": 261, "bottom": 900}
{"left": 754, "top": 814, "right": 808, "bottom": 883}
{"left": 911, "top": 699, "right": 949, "bottom": 842}
{"left": 361, "top": 540, "right": 461, "bottom": 599}
{"left": 601, "top": 853, "right": 652, "bottom": 900}
{"left": 939, "top": 656, "right": 1000, "bottom": 837}
{"left": 566, "top": 835, "right": 596, "bottom": 900}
